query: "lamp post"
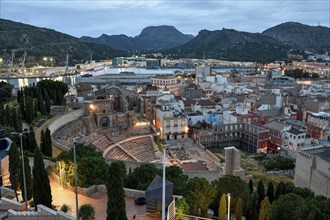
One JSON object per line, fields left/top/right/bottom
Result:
{"left": 227, "top": 193, "right": 231, "bottom": 220}
{"left": 162, "top": 144, "right": 168, "bottom": 220}
{"left": 73, "top": 138, "right": 79, "bottom": 220}
{"left": 43, "top": 57, "right": 47, "bottom": 67}
{"left": 11, "top": 131, "right": 29, "bottom": 210}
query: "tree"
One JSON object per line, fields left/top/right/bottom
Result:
{"left": 259, "top": 197, "right": 270, "bottom": 220}
{"left": 165, "top": 166, "right": 189, "bottom": 196}
{"left": 248, "top": 193, "right": 259, "bottom": 220}
{"left": 266, "top": 182, "right": 275, "bottom": 203}
{"left": 8, "top": 141, "right": 20, "bottom": 201}
{"left": 275, "top": 182, "right": 285, "bottom": 200}
{"left": 235, "top": 198, "right": 242, "bottom": 220}
{"left": 33, "top": 148, "right": 52, "bottom": 210}
{"left": 77, "top": 157, "right": 108, "bottom": 187}
{"left": 27, "top": 126, "right": 37, "bottom": 152}
{"left": 79, "top": 204, "right": 95, "bottom": 220}
{"left": 271, "top": 193, "right": 307, "bottom": 220}
{"left": 186, "top": 177, "right": 216, "bottom": 217}
{"left": 257, "top": 180, "right": 265, "bottom": 209}
{"left": 106, "top": 162, "right": 127, "bottom": 220}
{"left": 176, "top": 198, "right": 190, "bottom": 220}
{"left": 60, "top": 204, "right": 72, "bottom": 214}
{"left": 19, "top": 156, "right": 33, "bottom": 201}
{"left": 212, "top": 176, "right": 251, "bottom": 216}
{"left": 219, "top": 194, "right": 227, "bottom": 220}
{"left": 126, "top": 163, "right": 160, "bottom": 190}
{"left": 25, "top": 97, "right": 34, "bottom": 123}
{"left": 40, "top": 128, "right": 52, "bottom": 157}
{"left": 249, "top": 178, "right": 254, "bottom": 193}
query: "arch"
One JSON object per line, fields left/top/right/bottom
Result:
{"left": 100, "top": 116, "right": 110, "bottom": 128}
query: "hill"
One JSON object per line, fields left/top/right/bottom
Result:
{"left": 0, "top": 19, "right": 125, "bottom": 66}
{"left": 165, "top": 28, "right": 289, "bottom": 62}
{"left": 262, "top": 22, "right": 330, "bottom": 53}
{"left": 81, "top": 25, "right": 194, "bottom": 51}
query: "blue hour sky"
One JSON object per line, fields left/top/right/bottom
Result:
{"left": 1, "top": 0, "right": 329, "bottom": 38}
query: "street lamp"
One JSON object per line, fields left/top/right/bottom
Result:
{"left": 43, "top": 57, "right": 47, "bottom": 67}
{"left": 162, "top": 144, "right": 168, "bottom": 220}
{"left": 227, "top": 193, "right": 231, "bottom": 220}
{"left": 11, "top": 131, "right": 30, "bottom": 210}
{"left": 73, "top": 138, "right": 79, "bottom": 220}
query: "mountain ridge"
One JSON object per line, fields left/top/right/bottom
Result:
{"left": 81, "top": 25, "right": 194, "bottom": 51}
{"left": 0, "top": 18, "right": 125, "bottom": 66}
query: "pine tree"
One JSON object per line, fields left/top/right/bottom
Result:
{"left": 33, "top": 148, "right": 52, "bottom": 210}
{"left": 106, "top": 162, "right": 127, "bottom": 220}
{"left": 219, "top": 193, "right": 227, "bottom": 220}
{"left": 258, "top": 197, "right": 271, "bottom": 220}
{"left": 257, "top": 180, "right": 265, "bottom": 209}
{"left": 235, "top": 198, "right": 242, "bottom": 220}
{"left": 249, "top": 178, "right": 253, "bottom": 193}
{"left": 266, "top": 182, "right": 274, "bottom": 203}
{"left": 19, "top": 156, "right": 33, "bottom": 201}
{"left": 8, "top": 141, "right": 20, "bottom": 200}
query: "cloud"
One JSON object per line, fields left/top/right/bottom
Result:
{"left": 1, "top": 0, "right": 329, "bottom": 37}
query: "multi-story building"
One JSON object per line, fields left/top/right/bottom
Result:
{"left": 294, "top": 131, "right": 330, "bottom": 198}
{"left": 261, "top": 120, "right": 291, "bottom": 153}
{"left": 192, "top": 123, "right": 269, "bottom": 153}
{"left": 286, "top": 128, "right": 306, "bottom": 152}
{"left": 151, "top": 75, "right": 180, "bottom": 95}
{"left": 154, "top": 105, "right": 188, "bottom": 140}
{"left": 306, "top": 112, "right": 330, "bottom": 139}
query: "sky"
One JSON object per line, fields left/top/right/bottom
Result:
{"left": 0, "top": 0, "right": 329, "bottom": 38}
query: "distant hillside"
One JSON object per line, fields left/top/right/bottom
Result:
{"left": 165, "top": 28, "right": 289, "bottom": 62}
{"left": 81, "top": 25, "right": 194, "bottom": 51}
{"left": 262, "top": 22, "right": 330, "bottom": 53}
{"left": 0, "top": 19, "right": 124, "bottom": 66}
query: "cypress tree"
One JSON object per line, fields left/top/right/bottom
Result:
{"left": 275, "top": 182, "right": 285, "bottom": 200}
{"left": 43, "top": 89, "right": 51, "bottom": 114}
{"left": 249, "top": 178, "right": 254, "bottom": 193}
{"left": 27, "top": 126, "right": 37, "bottom": 152}
{"left": 37, "top": 94, "right": 46, "bottom": 115}
{"left": 106, "top": 162, "right": 127, "bottom": 220}
{"left": 249, "top": 193, "right": 259, "bottom": 220}
{"left": 218, "top": 193, "right": 227, "bottom": 220}
{"left": 41, "top": 128, "right": 52, "bottom": 157}
{"left": 235, "top": 198, "right": 242, "bottom": 220}
{"left": 25, "top": 97, "right": 34, "bottom": 123}
{"left": 258, "top": 197, "right": 271, "bottom": 220}
{"left": 257, "top": 180, "right": 265, "bottom": 209}
{"left": 19, "top": 156, "right": 33, "bottom": 201}
{"left": 266, "top": 182, "right": 274, "bottom": 203}
{"left": 12, "top": 108, "right": 20, "bottom": 132}
{"left": 8, "top": 141, "right": 20, "bottom": 200}
{"left": 32, "top": 148, "right": 52, "bottom": 209}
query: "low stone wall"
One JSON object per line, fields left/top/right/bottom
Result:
{"left": 50, "top": 172, "right": 145, "bottom": 198}
{"left": 196, "top": 142, "right": 221, "bottom": 164}
{"left": 184, "top": 171, "right": 221, "bottom": 182}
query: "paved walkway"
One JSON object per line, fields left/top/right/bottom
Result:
{"left": 50, "top": 176, "right": 160, "bottom": 220}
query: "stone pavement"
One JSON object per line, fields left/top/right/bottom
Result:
{"left": 50, "top": 176, "right": 160, "bottom": 220}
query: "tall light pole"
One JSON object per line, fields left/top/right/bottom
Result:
{"left": 227, "top": 193, "right": 231, "bottom": 220}
{"left": 73, "top": 138, "right": 79, "bottom": 220}
{"left": 162, "top": 144, "right": 168, "bottom": 220}
{"left": 11, "top": 131, "right": 29, "bottom": 210}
